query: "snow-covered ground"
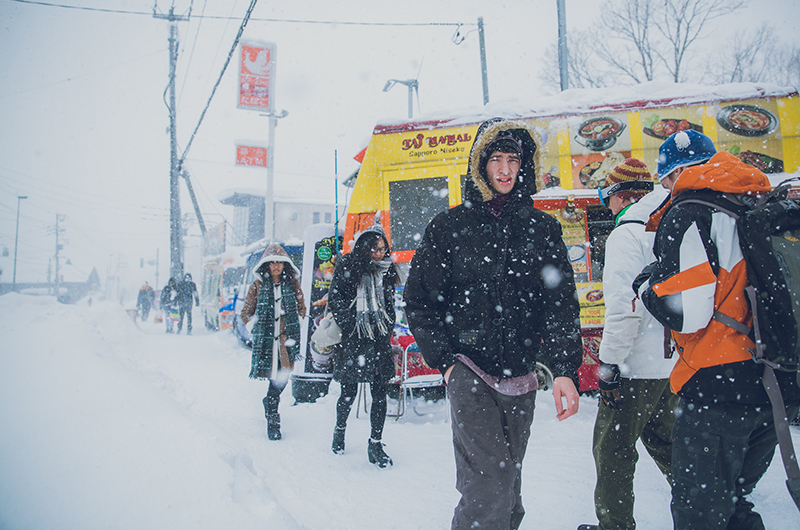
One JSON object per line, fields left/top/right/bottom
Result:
{"left": 1, "top": 293, "right": 798, "bottom": 529}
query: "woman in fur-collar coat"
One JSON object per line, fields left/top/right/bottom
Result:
{"left": 327, "top": 225, "right": 400, "bottom": 468}
{"left": 241, "top": 243, "right": 306, "bottom": 441}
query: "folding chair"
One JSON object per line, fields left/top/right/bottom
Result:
{"left": 392, "top": 342, "right": 444, "bottom": 420}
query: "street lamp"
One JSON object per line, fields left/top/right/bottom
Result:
{"left": 12, "top": 195, "right": 27, "bottom": 292}
{"left": 383, "top": 78, "right": 419, "bottom": 119}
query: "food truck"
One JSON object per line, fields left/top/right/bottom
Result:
{"left": 200, "top": 250, "right": 246, "bottom": 332}
{"left": 342, "top": 82, "right": 800, "bottom": 391}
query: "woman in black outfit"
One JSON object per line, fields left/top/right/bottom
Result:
{"left": 327, "top": 225, "right": 399, "bottom": 468}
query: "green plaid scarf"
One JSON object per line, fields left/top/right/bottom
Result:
{"left": 249, "top": 278, "right": 300, "bottom": 380}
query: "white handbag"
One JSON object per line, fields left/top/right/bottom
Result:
{"left": 310, "top": 311, "right": 343, "bottom": 369}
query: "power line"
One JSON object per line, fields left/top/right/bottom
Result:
{"left": 7, "top": 0, "right": 473, "bottom": 26}
{"left": 177, "top": 0, "right": 255, "bottom": 169}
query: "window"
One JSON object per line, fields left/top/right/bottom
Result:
{"left": 324, "top": 212, "right": 332, "bottom": 223}
{"left": 389, "top": 177, "right": 449, "bottom": 252}
{"left": 313, "top": 212, "right": 320, "bottom": 224}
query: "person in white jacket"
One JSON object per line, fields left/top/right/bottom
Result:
{"left": 579, "top": 158, "right": 678, "bottom": 530}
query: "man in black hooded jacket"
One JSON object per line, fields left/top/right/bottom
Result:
{"left": 176, "top": 272, "right": 199, "bottom": 334}
{"left": 404, "top": 117, "right": 582, "bottom": 530}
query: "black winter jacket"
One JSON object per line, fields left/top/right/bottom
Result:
{"left": 404, "top": 118, "right": 582, "bottom": 382}
{"left": 328, "top": 227, "right": 399, "bottom": 384}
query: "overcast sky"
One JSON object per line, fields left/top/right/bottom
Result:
{"left": 0, "top": 0, "right": 797, "bottom": 292}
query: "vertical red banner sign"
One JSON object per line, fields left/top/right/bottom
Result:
{"left": 238, "top": 41, "right": 276, "bottom": 111}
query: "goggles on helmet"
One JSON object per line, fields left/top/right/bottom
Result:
{"left": 598, "top": 180, "right": 654, "bottom": 206}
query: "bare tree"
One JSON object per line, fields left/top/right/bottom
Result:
{"left": 705, "top": 23, "right": 774, "bottom": 84}
{"left": 539, "top": 29, "right": 609, "bottom": 93}
{"left": 656, "top": 0, "right": 748, "bottom": 82}
{"left": 539, "top": 0, "right": 756, "bottom": 90}
{"left": 704, "top": 24, "right": 800, "bottom": 89}
{"left": 596, "top": 0, "right": 659, "bottom": 83}
{"left": 770, "top": 44, "right": 800, "bottom": 88}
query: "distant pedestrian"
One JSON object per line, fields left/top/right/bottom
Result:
{"left": 136, "top": 282, "right": 155, "bottom": 321}
{"left": 240, "top": 244, "right": 306, "bottom": 441}
{"left": 176, "top": 273, "right": 199, "bottom": 334}
{"left": 578, "top": 159, "right": 677, "bottom": 530}
{"left": 327, "top": 225, "right": 400, "bottom": 468}
{"left": 160, "top": 277, "right": 178, "bottom": 333}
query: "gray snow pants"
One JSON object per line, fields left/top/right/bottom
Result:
{"left": 447, "top": 361, "right": 536, "bottom": 530}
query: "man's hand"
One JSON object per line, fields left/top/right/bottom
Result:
{"left": 553, "top": 376, "right": 579, "bottom": 421}
{"left": 598, "top": 363, "right": 622, "bottom": 409}
{"left": 444, "top": 364, "right": 455, "bottom": 384}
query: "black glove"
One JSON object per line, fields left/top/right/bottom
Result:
{"left": 598, "top": 363, "right": 622, "bottom": 410}
{"left": 632, "top": 261, "right": 658, "bottom": 296}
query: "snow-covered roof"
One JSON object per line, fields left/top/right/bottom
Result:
{"left": 217, "top": 188, "right": 335, "bottom": 206}
{"left": 373, "top": 81, "right": 798, "bottom": 133}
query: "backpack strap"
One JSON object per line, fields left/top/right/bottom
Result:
{"left": 745, "top": 284, "right": 800, "bottom": 512}
{"left": 712, "top": 310, "right": 751, "bottom": 336}
{"left": 763, "top": 365, "right": 800, "bottom": 511}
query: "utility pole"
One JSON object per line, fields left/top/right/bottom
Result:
{"left": 261, "top": 107, "right": 288, "bottom": 244}
{"left": 154, "top": 6, "right": 189, "bottom": 280}
{"left": 12, "top": 195, "right": 27, "bottom": 292}
{"left": 54, "top": 214, "right": 65, "bottom": 296}
{"left": 478, "top": 17, "right": 489, "bottom": 105}
{"left": 557, "top": 0, "right": 569, "bottom": 91}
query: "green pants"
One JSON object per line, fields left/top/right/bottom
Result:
{"left": 593, "top": 378, "right": 677, "bottom": 530}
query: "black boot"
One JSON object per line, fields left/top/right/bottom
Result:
{"left": 332, "top": 427, "right": 346, "bottom": 454}
{"left": 367, "top": 439, "right": 393, "bottom": 468}
{"left": 266, "top": 413, "right": 281, "bottom": 440}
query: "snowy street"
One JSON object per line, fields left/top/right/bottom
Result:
{"left": 1, "top": 293, "right": 798, "bottom": 529}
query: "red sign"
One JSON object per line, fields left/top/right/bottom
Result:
{"left": 236, "top": 145, "right": 267, "bottom": 167}
{"left": 238, "top": 42, "right": 276, "bottom": 110}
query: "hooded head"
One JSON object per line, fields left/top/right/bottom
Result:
{"left": 254, "top": 243, "right": 301, "bottom": 282}
{"left": 351, "top": 224, "right": 391, "bottom": 263}
{"left": 184, "top": 273, "right": 192, "bottom": 281}
{"left": 466, "top": 117, "right": 542, "bottom": 203}
{"left": 168, "top": 277, "right": 176, "bottom": 287}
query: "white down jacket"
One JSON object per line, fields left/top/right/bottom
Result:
{"left": 598, "top": 187, "right": 676, "bottom": 379}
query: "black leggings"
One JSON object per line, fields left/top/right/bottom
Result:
{"left": 337, "top": 379, "right": 387, "bottom": 441}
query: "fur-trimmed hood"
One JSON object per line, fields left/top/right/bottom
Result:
{"left": 465, "top": 117, "right": 543, "bottom": 203}
{"left": 253, "top": 243, "right": 301, "bottom": 281}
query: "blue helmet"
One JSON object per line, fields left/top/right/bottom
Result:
{"left": 656, "top": 130, "right": 716, "bottom": 181}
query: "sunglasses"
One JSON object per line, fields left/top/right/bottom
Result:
{"left": 598, "top": 180, "right": 654, "bottom": 206}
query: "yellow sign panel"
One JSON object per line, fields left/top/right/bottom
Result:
{"left": 577, "top": 282, "right": 605, "bottom": 328}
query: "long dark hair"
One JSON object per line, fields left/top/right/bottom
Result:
{"left": 352, "top": 232, "right": 388, "bottom": 263}
{"left": 349, "top": 231, "right": 399, "bottom": 288}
